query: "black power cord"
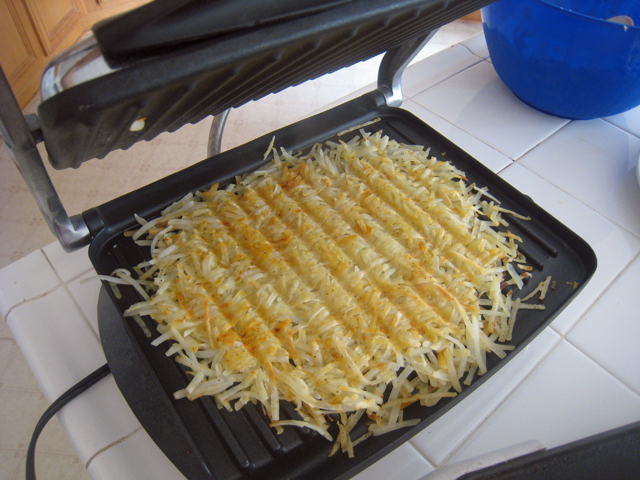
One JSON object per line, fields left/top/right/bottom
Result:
{"left": 26, "top": 363, "right": 111, "bottom": 480}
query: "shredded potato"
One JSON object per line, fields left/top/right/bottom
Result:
{"left": 114, "top": 130, "right": 538, "bottom": 456}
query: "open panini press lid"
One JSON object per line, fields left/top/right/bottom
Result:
{"left": 0, "top": 1, "right": 597, "bottom": 479}
{"left": 1, "top": 0, "right": 495, "bottom": 251}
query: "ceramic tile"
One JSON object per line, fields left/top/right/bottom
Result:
{"left": 427, "top": 20, "right": 483, "bottom": 54}
{"left": 6, "top": 287, "right": 142, "bottom": 464}
{"left": 55, "top": 375, "right": 142, "bottom": 467}
{"left": 67, "top": 272, "right": 102, "bottom": 336}
{"left": 6, "top": 287, "right": 103, "bottom": 400}
{"left": 605, "top": 104, "right": 640, "bottom": 139}
{"left": 42, "top": 243, "right": 92, "bottom": 283}
{"left": 518, "top": 119, "right": 640, "bottom": 238}
{"left": 445, "top": 340, "right": 640, "bottom": 464}
{"left": 499, "top": 163, "right": 640, "bottom": 334}
{"left": 460, "top": 32, "right": 490, "bottom": 59}
{"left": 402, "top": 100, "right": 512, "bottom": 173}
{"left": 0, "top": 250, "right": 59, "bottom": 318}
{"left": 403, "top": 45, "right": 482, "bottom": 98}
{"left": 422, "top": 440, "right": 545, "bottom": 480}
{"left": 351, "top": 443, "right": 434, "bottom": 480}
{"left": 567, "top": 253, "right": 640, "bottom": 395}
{"left": 304, "top": 83, "right": 377, "bottom": 118}
{"left": 412, "top": 61, "right": 569, "bottom": 160}
{"left": 410, "top": 328, "right": 560, "bottom": 466}
{"left": 87, "top": 428, "right": 187, "bottom": 480}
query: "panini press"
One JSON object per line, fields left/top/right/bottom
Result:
{"left": 0, "top": 1, "right": 597, "bottom": 479}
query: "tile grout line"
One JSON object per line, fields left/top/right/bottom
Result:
{"left": 550, "top": 248, "right": 640, "bottom": 337}
{"left": 562, "top": 333, "right": 640, "bottom": 400}
{"left": 514, "top": 161, "right": 640, "bottom": 241}
{"left": 39, "top": 249, "right": 140, "bottom": 476}
{"left": 510, "top": 118, "right": 572, "bottom": 163}
{"left": 602, "top": 116, "right": 640, "bottom": 140}
{"left": 84, "top": 426, "right": 143, "bottom": 471}
{"left": 0, "top": 24, "right": 481, "bottom": 480}
{"left": 41, "top": 246, "right": 102, "bottom": 342}
{"left": 457, "top": 41, "right": 488, "bottom": 60}
{"left": 439, "top": 264, "right": 640, "bottom": 470}
{"left": 407, "top": 438, "right": 438, "bottom": 471}
{"left": 41, "top": 246, "right": 96, "bottom": 285}
{"left": 2, "top": 287, "right": 61, "bottom": 327}
{"left": 433, "top": 332, "right": 563, "bottom": 468}
{"left": 402, "top": 100, "right": 492, "bottom": 156}
{"left": 512, "top": 121, "right": 640, "bottom": 239}
{"left": 62, "top": 280, "right": 101, "bottom": 343}
{"left": 4, "top": 249, "right": 102, "bottom": 479}
{"left": 559, "top": 250, "right": 640, "bottom": 397}
{"left": 403, "top": 83, "right": 622, "bottom": 463}
{"left": 405, "top": 55, "right": 484, "bottom": 99}
{"left": 1, "top": 248, "right": 63, "bottom": 323}
{"left": 409, "top": 60, "right": 571, "bottom": 164}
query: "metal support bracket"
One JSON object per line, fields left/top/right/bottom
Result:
{"left": 0, "top": 66, "right": 90, "bottom": 252}
{"left": 377, "top": 30, "right": 438, "bottom": 107}
{"left": 207, "top": 108, "right": 231, "bottom": 157}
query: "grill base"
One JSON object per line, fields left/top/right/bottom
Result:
{"left": 94, "top": 97, "right": 596, "bottom": 480}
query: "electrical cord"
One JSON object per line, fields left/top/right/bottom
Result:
{"left": 26, "top": 363, "right": 111, "bottom": 480}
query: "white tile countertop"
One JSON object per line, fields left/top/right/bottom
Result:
{"left": 3, "top": 32, "right": 640, "bottom": 479}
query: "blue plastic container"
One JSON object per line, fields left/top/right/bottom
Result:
{"left": 482, "top": 0, "right": 640, "bottom": 119}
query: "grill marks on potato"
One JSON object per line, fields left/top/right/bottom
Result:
{"left": 123, "top": 131, "right": 525, "bottom": 455}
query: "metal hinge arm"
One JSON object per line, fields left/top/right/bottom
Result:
{"left": 0, "top": 66, "right": 90, "bottom": 252}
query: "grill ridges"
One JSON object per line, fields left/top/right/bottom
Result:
{"left": 39, "top": 0, "right": 495, "bottom": 169}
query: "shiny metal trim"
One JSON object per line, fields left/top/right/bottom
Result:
{"left": 207, "top": 109, "right": 231, "bottom": 157}
{"left": 0, "top": 66, "right": 90, "bottom": 251}
{"left": 377, "top": 30, "right": 438, "bottom": 107}
{"left": 40, "top": 33, "right": 118, "bottom": 101}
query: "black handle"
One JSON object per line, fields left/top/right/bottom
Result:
{"left": 93, "top": 0, "right": 353, "bottom": 60}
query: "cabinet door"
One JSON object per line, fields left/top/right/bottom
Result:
{"left": 0, "top": 0, "right": 48, "bottom": 108}
{"left": 1, "top": 0, "right": 84, "bottom": 108}
{"left": 23, "top": 0, "right": 84, "bottom": 56}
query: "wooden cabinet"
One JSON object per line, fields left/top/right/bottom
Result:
{"left": 25, "top": 0, "right": 84, "bottom": 56}
{"left": 0, "top": 0, "right": 149, "bottom": 109}
{"left": 0, "top": 0, "right": 82, "bottom": 108}
{"left": 2, "top": 1, "right": 475, "bottom": 110}
{"left": 463, "top": 11, "right": 482, "bottom": 22}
